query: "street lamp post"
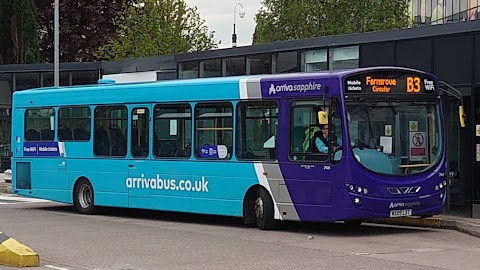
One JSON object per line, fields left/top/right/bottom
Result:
{"left": 54, "top": 0, "right": 59, "bottom": 87}
{"left": 232, "top": 2, "right": 245, "bottom": 48}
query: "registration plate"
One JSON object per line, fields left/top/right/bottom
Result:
{"left": 389, "top": 209, "right": 412, "bottom": 218}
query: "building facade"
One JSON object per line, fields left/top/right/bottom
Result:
{"left": 1, "top": 18, "right": 479, "bottom": 217}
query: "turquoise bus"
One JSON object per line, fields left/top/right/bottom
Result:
{"left": 11, "top": 67, "right": 450, "bottom": 230}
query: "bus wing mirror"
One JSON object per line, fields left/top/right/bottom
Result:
{"left": 318, "top": 111, "right": 328, "bottom": 125}
{"left": 459, "top": 105, "right": 466, "bottom": 128}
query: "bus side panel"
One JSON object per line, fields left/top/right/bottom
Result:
{"left": 68, "top": 159, "right": 129, "bottom": 208}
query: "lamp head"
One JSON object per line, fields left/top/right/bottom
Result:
{"left": 239, "top": 9, "right": 245, "bottom": 18}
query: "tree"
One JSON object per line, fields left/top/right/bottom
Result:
{"left": 0, "top": 0, "right": 39, "bottom": 64}
{"left": 95, "top": 0, "right": 216, "bottom": 60}
{"left": 35, "top": 0, "right": 129, "bottom": 62}
{"left": 253, "top": 0, "right": 409, "bottom": 44}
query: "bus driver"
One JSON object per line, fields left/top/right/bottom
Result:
{"left": 314, "top": 122, "right": 342, "bottom": 154}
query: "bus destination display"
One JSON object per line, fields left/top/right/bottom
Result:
{"left": 344, "top": 72, "right": 436, "bottom": 94}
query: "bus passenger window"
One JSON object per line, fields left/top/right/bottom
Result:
{"left": 25, "top": 108, "right": 55, "bottom": 141}
{"left": 195, "top": 103, "right": 233, "bottom": 159}
{"left": 236, "top": 101, "right": 278, "bottom": 160}
{"left": 94, "top": 106, "right": 127, "bottom": 157}
{"left": 154, "top": 104, "right": 192, "bottom": 159}
{"left": 131, "top": 107, "right": 149, "bottom": 158}
{"left": 58, "top": 107, "right": 91, "bottom": 141}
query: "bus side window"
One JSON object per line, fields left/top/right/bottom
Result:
{"left": 289, "top": 101, "right": 331, "bottom": 162}
{"left": 94, "top": 106, "right": 127, "bottom": 157}
{"left": 25, "top": 108, "right": 55, "bottom": 142}
{"left": 58, "top": 107, "right": 91, "bottom": 141}
{"left": 236, "top": 101, "right": 278, "bottom": 160}
{"left": 154, "top": 104, "right": 192, "bottom": 159}
{"left": 195, "top": 103, "right": 233, "bottom": 159}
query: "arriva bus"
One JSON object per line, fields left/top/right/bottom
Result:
{"left": 11, "top": 67, "right": 453, "bottom": 230}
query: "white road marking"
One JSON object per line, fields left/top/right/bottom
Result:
{"left": 0, "top": 194, "right": 52, "bottom": 204}
{"left": 45, "top": 265, "right": 70, "bottom": 270}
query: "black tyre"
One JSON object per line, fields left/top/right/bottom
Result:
{"left": 254, "top": 188, "right": 276, "bottom": 230}
{"left": 73, "top": 179, "right": 95, "bottom": 215}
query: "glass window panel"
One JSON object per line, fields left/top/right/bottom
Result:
{"left": 25, "top": 108, "right": 55, "bottom": 141}
{"left": 329, "top": 46, "right": 359, "bottom": 70}
{"left": 131, "top": 107, "right": 149, "bottom": 158}
{"left": 274, "top": 51, "right": 298, "bottom": 74}
{"left": 223, "top": 57, "right": 246, "bottom": 76}
{"left": 200, "top": 59, "right": 221, "bottom": 78}
{"left": 432, "top": 0, "right": 445, "bottom": 24}
{"left": 42, "top": 72, "right": 70, "bottom": 87}
{"left": 0, "top": 74, "right": 12, "bottom": 161}
{"left": 236, "top": 102, "right": 278, "bottom": 160}
{"left": 94, "top": 106, "right": 127, "bottom": 157}
{"left": 195, "top": 103, "right": 233, "bottom": 159}
{"left": 468, "top": 0, "right": 478, "bottom": 20}
{"left": 179, "top": 61, "right": 199, "bottom": 79}
{"left": 289, "top": 100, "right": 342, "bottom": 162}
{"left": 154, "top": 104, "right": 192, "bottom": 159}
{"left": 247, "top": 54, "right": 272, "bottom": 75}
{"left": 302, "top": 49, "right": 327, "bottom": 72}
{"left": 15, "top": 73, "right": 39, "bottom": 91}
{"left": 58, "top": 107, "right": 91, "bottom": 141}
{"left": 71, "top": 71, "right": 99, "bottom": 85}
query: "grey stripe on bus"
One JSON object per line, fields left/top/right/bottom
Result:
{"left": 262, "top": 162, "right": 300, "bottom": 221}
{"left": 246, "top": 78, "right": 262, "bottom": 99}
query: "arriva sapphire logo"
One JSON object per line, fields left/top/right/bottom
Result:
{"left": 268, "top": 81, "right": 322, "bottom": 95}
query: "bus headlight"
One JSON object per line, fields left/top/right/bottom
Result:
{"left": 354, "top": 198, "right": 361, "bottom": 204}
{"left": 435, "top": 185, "right": 439, "bottom": 191}
{"left": 357, "top": 187, "right": 362, "bottom": 193}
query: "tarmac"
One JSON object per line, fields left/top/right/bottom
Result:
{"left": 1, "top": 175, "right": 479, "bottom": 238}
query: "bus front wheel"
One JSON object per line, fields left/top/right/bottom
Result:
{"left": 254, "top": 188, "right": 276, "bottom": 230}
{"left": 74, "top": 179, "right": 95, "bottom": 215}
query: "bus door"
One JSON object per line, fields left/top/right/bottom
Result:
{"left": 127, "top": 105, "right": 152, "bottom": 207}
{"left": 284, "top": 99, "right": 341, "bottom": 209}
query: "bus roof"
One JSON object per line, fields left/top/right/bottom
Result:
{"left": 12, "top": 66, "right": 436, "bottom": 108}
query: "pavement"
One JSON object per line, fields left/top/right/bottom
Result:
{"left": 1, "top": 174, "right": 479, "bottom": 238}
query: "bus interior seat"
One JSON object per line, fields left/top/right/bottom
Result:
{"left": 95, "top": 126, "right": 110, "bottom": 155}
{"left": 25, "top": 129, "right": 40, "bottom": 141}
{"left": 58, "top": 125, "right": 73, "bottom": 140}
{"left": 41, "top": 127, "right": 54, "bottom": 140}
{"left": 73, "top": 125, "right": 89, "bottom": 140}
{"left": 109, "top": 125, "right": 126, "bottom": 156}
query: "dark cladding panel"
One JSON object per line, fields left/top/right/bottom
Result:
{"left": 360, "top": 42, "right": 395, "bottom": 67}
{"left": 396, "top": 39, "right": 432, "bottom": 72}
{"left": 475, "top": 34, "right": 480, "bottom": 84}
{"left": 433, "top": 35, "right": 473, "bottom": 84}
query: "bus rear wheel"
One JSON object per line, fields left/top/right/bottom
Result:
{"left": 254, "top": 188, "right": 276, "bottom": 230}
{"left": 74, "top": 179, "right": 95, "bottom": 215}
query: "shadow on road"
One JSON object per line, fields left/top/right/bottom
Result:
{"left": 21, "top": 204, "right": 435, "bottom": 237}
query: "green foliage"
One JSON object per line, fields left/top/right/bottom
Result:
{"left": 36, "top": 0, "right": 129, "bottom": 63}
{"left": 0, "top": 0, "right": 39, "bottom": 64}
{"left": 253, "top": 0, "right": 410, "bottom": 44}
{"left": 96, "top": 0, "right": 217, "bottom": 60}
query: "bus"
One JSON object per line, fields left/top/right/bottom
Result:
{"left": 11, "top": 67, "right": 450, "bottom": 230}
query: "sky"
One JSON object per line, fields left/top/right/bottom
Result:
{"left": 184, "top": 0, "right": 263, "bottom": 49}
